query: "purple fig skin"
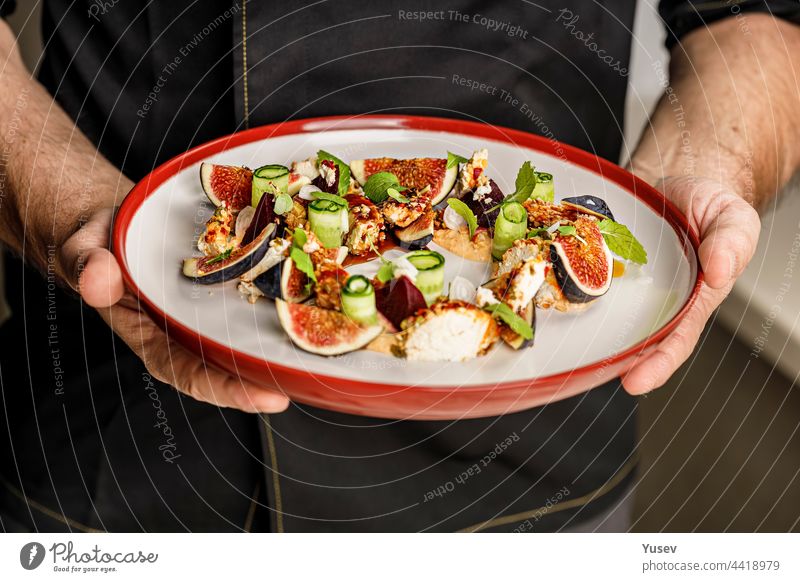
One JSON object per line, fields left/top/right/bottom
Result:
{"left": 465, "top": 179, "right": 505, "bottom": 228}
{"left": 375, "top": 275, "right": 427, "bottom": 330}
{"left": 242, "top": 191, "right": 279, "bottom": 246}
{"left": 312, "top": 160, "right": 340, "bottom": 195}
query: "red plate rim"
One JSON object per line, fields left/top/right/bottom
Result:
{"left": 112, "top": 114, "right": 704, "bottom": 394}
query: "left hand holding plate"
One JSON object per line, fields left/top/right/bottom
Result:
{"left": 621, "top": 176, "right": 760, "bottom": 395}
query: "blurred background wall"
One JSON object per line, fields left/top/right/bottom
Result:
{"left": 6, "top": 1, "right": 798, "bottom": 531}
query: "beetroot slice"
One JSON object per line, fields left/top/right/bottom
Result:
{"left": 242, "top": 191, "right": 278, "bottom": 246}
{"left": 375, "top": 275, "right": 428, "bottom": 330}
{"left": 312, "top": 160, "right": 340, "bottom": 195}
{"left": 465, "top": 179, "right": 505, "bottom": 228}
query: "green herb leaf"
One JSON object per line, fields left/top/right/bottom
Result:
{"left": 488, "top": 161, "right": 539, "bottom": 211}
{"left": 386, "top": 187, "right": 410, "bottom": 203}
{"left": 447, "top": 151, "right": 468, "bottom": 169}
{"left": 483, "top": 303, "right": 533, "bottom": 340}
{"left": 290, "top": 246, "right": 317, "bottom": 284}
{"left": 527, "top": 228, "right": 549, "bottom": 239}
{"left": 364, "top": 171, "right": 405, "bottom": 204}
{"left": 376, "top": 260, "right": 394, "bottom": 284}
{"left": 205, "top": 248, "right": 233, "bottom": 265}
{"left": 557, "top": 225, "right": 577, "bottom": 237}
{"left": 446, "top": 198, "right": 478, "bottom": 238}
{"left": 598, "top": 219, "right": 648, "bottom": 264}
{"left": 317, "top": 149, "right": 351, "bottom": 198}
{"left": 292, "top": 227, "right": 308, "bottom": 249}
{"left": 312, "top": 190, "right": 348, "bottom": 207}
{"left": 504, "top": 161, "right": 537, "bottom": 204}
{"left": 273, "top": 192, "right": 293, "bottom": 215}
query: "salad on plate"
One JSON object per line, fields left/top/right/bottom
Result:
{"left": 181, "top": 148, "right": 647, "bottom": 362}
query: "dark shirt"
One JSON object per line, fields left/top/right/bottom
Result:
{"left": 1, "top": 1, "right": 798, "bottom": 532}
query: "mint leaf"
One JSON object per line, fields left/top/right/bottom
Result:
{"left": 447, "top": 151, "right": 468, "bottom": 169}
{"left": 386, "top": 187, "right": 410, "bottom": 203}
{"left": 290, "top": 246, "right": 317, "bottom": 284}
{"left": 446, "top": 198, "right": 478, "bottom": 238}
{"left": 292, "top": 227, "right": 308, "bottom": 249}
{"left": 317, "top": 149, "right": 351, "bottom": 198}
{"left": 364, "top": 171, "right": 405, "bottom": 204}
{"left": 312, "top": 190, "right": 348, "bottom": 207}
{"left": 488, "top": 161, "right": 538, "bottom": 211}
{"left": 598, "top": 219, "right": 648, "bottom": 264}
{"left": 274, "top": 192, "right": 293, "bottom": 215}
{"left": 527, "top": 227, "right": 549, "bottom": 239}
{"left": 483, "top": 303, "right": 533, "bottom": 340}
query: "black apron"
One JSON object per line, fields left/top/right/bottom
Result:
{"left": 0, "top": 0, "right": 637, "bottom": 532}
{"left": 236, "top": 0, "right": 637, "bottom": 532}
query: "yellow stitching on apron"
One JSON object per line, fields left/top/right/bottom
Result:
{"left": 457, "top": 451, "right": 639, "bottom": 533}
{"left": 241, "top": 0, "right": 250, "bottom": 129}
{"left": 243, "top": 479, "right": 261, "bottom": 532}
{"left": 0, "top": 473, "right": 102, "bottom": 533}
{"left": 262, "top": 414, "right": 284, "bottom": 532}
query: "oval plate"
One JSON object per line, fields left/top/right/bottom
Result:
{"left": 113, "top": 115, "right": 702, "bottom": 420}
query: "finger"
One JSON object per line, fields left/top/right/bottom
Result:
{"left": 621, "top": 283, "right": 729, "bottom": 395}
{"left": 659, "top": 178, "right": 760, "bottom": 289}
{"left": 139, "top": 324, "right": 289, "bottom": 413}
{"left": 78, "top": 247, "right": 125, "bottom": 308}
{"left": 60, "top": 207, "right": 125, "bottom": 307}
{"left": 167, "top": 355, "right": 290, "bottom": 413}
{"left": 696, "top": 195, "right": 759, "bottom": 288}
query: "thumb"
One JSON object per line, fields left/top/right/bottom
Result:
{"left": 60, "top": 207, "right": 125, "bottom": 308}
{"left": 659, "top": 176, "right": 760, "bottom": 289}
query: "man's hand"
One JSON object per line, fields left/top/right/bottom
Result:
{"left": 621, "top": 176, "right": 760, "bottom": 394}
{"left": 60, "top": 206, "right": 290, "bottom": 413}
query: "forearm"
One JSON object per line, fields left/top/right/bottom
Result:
{"left": 630, "top": 14, "right": 800, "bottom": 208}
{"left": 0, "top": 20, "right": 130, "bottom": 278}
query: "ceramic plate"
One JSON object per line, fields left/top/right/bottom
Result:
{"left": 113, "top": 115, "right": 702, "bottom": 420}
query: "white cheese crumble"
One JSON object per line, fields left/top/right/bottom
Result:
{"left": 303, "top": 239, "right": 321, "bottom": 254}
{"left": 475, "top": 286, "right": 499, "bottom": 307}
{"left": 293, "top": 158, "right": 319, "bottom": 180}
{"left": 473, "top": 181, "right": 493, "bottom": 203}
{"left": 319, "top": 162, "right": 337, "bottom": 187}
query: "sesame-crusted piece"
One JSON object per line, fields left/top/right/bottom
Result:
{"left": 381, "top": 188, "right": 432, "bottom": 228}
{"left": 344, "top": 194, "right": 385, "bottom": 255}
{"left": 197, "top": 206, "right": 236, "bottom": 256}
{"left": 314, "top": 263, "right": 348, "bottom": 311}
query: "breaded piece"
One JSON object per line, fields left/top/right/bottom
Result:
{"left": 398, "top": 300, "right": 499, "bottom": 361}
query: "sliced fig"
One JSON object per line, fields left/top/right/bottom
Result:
{"left": 183, "top": 223, "right": 276, "bottom": 284}
{"left": 276, "top": 299, "right": 383, "bottom": 356}
{"left": 350, "top": 157, "right": 455, "bottom": 204}
{"left": 500, "top": 301, "right": 536, "bottom": 350}
{"left": 465, "top": 179, "right": 505, "bottom": 228}
{"left": 253, "top": 256, "right": 310, "bottom": 303}
{"left": 550, "top": 217, "right": 613, "bottom": 303}
{"left": 200, "top": 162, "right": 252, "bottom": 212}
{"left": 288, "top": 172, "right": 312, "bottom": 195}
{"left": 375, "top": 275, "right": 427, "bottom": 330}
{"left": 396, "top": 208, "right": 434, "bottom": 250}
{"left": 561, "top": 195, "right": 615, "bottom": 221}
